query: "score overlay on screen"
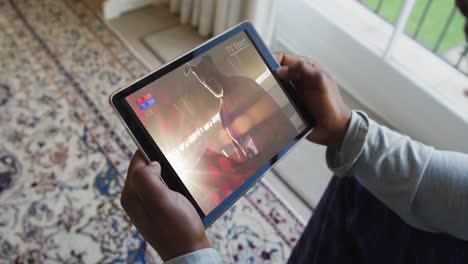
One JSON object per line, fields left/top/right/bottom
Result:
{"left": 126, "top": 31, "right": 306, "bottom": 214}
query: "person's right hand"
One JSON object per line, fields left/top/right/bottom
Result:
{"left": 274, "top": 52, "right": 352, "bottom": 150}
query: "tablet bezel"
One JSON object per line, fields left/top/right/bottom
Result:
{"left": 110, "top": 21, "right": 313, "bottom": 227}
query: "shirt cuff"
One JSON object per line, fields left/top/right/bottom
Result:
{"left": 164, "top": 248, "right": 223, "bottom": 264}
{"left": 326, "top": 110, "right": 369, "bottom": 176}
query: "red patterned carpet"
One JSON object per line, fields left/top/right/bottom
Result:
{"left": 0, "top": 0, "right": 304, "bottom": 262}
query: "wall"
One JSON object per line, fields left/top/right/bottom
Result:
{"left": 103, "top": 0, "right": 166, "bottom": 19}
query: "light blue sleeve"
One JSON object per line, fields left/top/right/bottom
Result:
{"left": 164, "top": 248, "right": 223, "bottom": 264}
{"left": 326, "top": 111, "right": 468, "bottom": 241}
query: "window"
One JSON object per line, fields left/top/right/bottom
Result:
{"left": 273, "top": 0, "right": 468, "bottom": 153}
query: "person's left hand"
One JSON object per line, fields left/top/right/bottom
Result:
{"left": 121, "top": 151, "right": 211, "bottom": 261}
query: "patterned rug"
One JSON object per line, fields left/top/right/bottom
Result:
{"left": 0, "top": 0, "right": 304, "bottom": 263}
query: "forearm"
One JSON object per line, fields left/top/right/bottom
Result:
{"left": 327, "top": 111, "right": 468, "bottom": 240}
{"left": 412, "top": 150, "right": 468, "bottom": 240}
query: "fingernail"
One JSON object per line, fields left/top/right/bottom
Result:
{"left": 276, "top": 67, "right": 287, "bottom": 76}
{"left": 148, "top": 161, "right": 160, "bottom": 169}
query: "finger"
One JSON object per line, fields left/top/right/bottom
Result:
{"left": 122, "top": 151, "right": 142, "bottom": 211}
{"left": 128, "top": 150, "right": 148, "bottom": 175}
{"left": 275, "top": 53, "right": 324, "bottom": 73}
{"left": 130, "top": 161, "right": 171, "bottom": 206}
{"left": 281, "top": 53, "right": 305, "bottom": 66}
{"left": 128, "top": 150, "right": 166, "bottom": 186}
{"left": 122, "top": 151, "right": 155, "bottom": 221}
{"left": 276, "top": 60, "right": 320, "bottom": 82}
{"left": 273, "top": 52, "right": 284, "bottom": 64}
{"left": 121, "top": 174, "right": 155, "bottom": 235}
{"left": 274, "top": 53, "right": 309, "bottom": 66}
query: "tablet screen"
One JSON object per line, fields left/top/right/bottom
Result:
{"left": 125, "top": 31, "right": 306, "bottom": 214}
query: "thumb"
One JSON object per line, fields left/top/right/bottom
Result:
{"left": 130, "top": 161, "right": 170, "bottom": 205}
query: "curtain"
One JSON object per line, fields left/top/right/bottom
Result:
{"left": 168, "top": 0, "right": 277, "bottom": 46}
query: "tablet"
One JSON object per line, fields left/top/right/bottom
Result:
{"left": 110, "top": 21, "right": 313, "bottom": 227}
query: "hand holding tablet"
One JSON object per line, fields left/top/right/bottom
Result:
{"left": 274, "top": 53, "right": 351, "bottom": 149}
{"left": 111, "top": 21, "right": 313, "bottom": 227}
{"left": 122, "top": 151, "right": 211, "bottom": 261}
{"left": 115, "top": 22, "right": 351, "bottom": 260}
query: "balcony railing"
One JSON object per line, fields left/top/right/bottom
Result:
{"left": 357, "top": 0, "right": 468, "bottom": 76}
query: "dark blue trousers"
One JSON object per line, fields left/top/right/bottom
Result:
{"left": 288, "top": 176, "right": 468, "bottom": 264}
